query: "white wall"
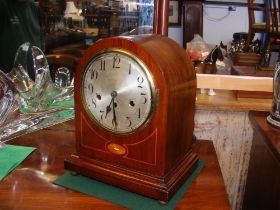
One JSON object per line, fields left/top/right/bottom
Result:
{"left": 203, "top": 4, "right": 263, "bottom": 46}
{"left": 168, "top": 4, "right": 263, "bottom": 47}
{"left": 168, "top": 12, "right": 184, "bottom": 46}
{"left": 203, "top": 5, "right": 249, "bottom": 46}
{"left": 168, "top": 26, "right": 183, "bottom": 46}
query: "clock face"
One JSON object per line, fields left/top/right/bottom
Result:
{"left": 81, "top": 49, "right": 155, "bottom": 134}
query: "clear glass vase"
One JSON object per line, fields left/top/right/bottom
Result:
{"left": 0, "top": 42, "right": 75, "bottom": 146}
{"left": 7, "top": 42, "right": 74, "bottom": 113}
{"left": 267, "top": 62, "right": 280, "bottom": 127}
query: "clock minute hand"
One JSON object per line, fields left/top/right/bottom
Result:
{"left": 105, "top": 98, "right": 113, "bottom": 119}
{"left": 112, "top": 97, "right": 118, "bottom": 129}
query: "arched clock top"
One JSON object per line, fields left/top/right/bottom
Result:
{"left": 77, "top": 35, "right": 196, "bottom": 91}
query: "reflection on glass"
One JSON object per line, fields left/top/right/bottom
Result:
{"left": 40, "top": 1, "right": 154, "bottom": 52}
{"left": 79, "top": 0, "right": 154, "bottom": 37}
{"left": 0, "top": 108, "right": 74, "bottom": 143}
{"left": 0, "top": 71, "right": 18, "bottom": 127}
{"left": 0, "top": 42, "right": 74, "bottom": 146}
{"left": 8, "top": 43, "right": 74, "bottom": 113}
{"left": 54, "top": 67, "right": 72, "bottom": 88}
{"left": 267, "top": 62, "right": 280, "bottom": 127}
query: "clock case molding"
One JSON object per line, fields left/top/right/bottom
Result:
{"left": 65, "top": 0, "right": 198, "bottom": 203}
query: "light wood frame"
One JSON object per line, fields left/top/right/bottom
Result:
{"left": 197, "top": 74, "right": 273, "bottom": 92}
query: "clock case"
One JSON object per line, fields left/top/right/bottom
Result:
{"left": 65, "top": 35, "right": 198, "bottom": 202}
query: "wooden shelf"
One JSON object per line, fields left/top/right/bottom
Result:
{"left": 196, "top": 89, "right": 272, "bottom": 111}
{"left": 231, "top": 65, "right": 273, "bottom": 99}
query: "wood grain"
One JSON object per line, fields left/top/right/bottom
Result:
{"left": 248, "top": 111, "right": 280, "bottom": 159}
{"left": 196, "top": 89, "right": 272, "bottom": 112}
{"left": 194, "top": 109, "right": 253, "bottom": 210}
{"left": 194, "top": 61, "right": 274, "bottom": 210}
{"left": 153, "top": 0, "right": 169, "bottom": 35}
{"left": 231, "top": 65, "right": 273, "bottom": 99}
{"left": 243, "top": 111, "right": 280, "bottom": 210}
{"left": 182, "top": 0, "right": 203, "bottom": 49}
{"left": 197, "top": 74, "right": 273, "bottom": 92}
{"left": 0, "top": 120, "right": 230, "bottom": 210}
{"left": 194, "top": 90, "right": 272, "bottom": 209}
{"left": 71, "top": 35, "right": 198, "bottom": 202}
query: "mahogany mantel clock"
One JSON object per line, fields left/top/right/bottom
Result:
{"left": 64, "top": 34, "right": 198, "bottom": 202}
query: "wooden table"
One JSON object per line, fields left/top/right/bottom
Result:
{"left": 0, "top": 120, "right": 230, "bottom": 210}
{"left": 243, "top": 111, "right": 280, "bottom": 210}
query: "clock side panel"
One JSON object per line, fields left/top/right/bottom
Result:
{"left": 166, "top": 38, "right": 196, "bottom": 172}
{"left": 132, "top": 35, "right": 197, "bottom": 173}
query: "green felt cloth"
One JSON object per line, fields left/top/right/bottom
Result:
{"left": 48, "top": 98, "right": 74, "bottom": 109}
{"left": 0, "top": 144, "right": 36, "bottom": 181}
{"left": 20, "top": 98, "right": 74, "bottom": 113}
{"left": 54, "top": 160, "right": 205, "bottom": 210}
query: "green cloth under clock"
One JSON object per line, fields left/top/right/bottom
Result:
{"left": 54, "top": 160, "right": 205, "bottom": 210}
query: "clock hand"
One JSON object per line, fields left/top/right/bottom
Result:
{"left": 105, "top": 98, "right": 113, "bottom": 119}
{"left": 112, "top": 97, "right": 118, "bottom": 129}
{"left": 105, "top": 91, "right": 117, "bottom": 119}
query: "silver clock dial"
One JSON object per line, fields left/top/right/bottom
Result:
{"left": 82, "top": 50, "right": 154, "bottom": 133}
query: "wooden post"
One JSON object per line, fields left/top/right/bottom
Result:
{"left": 153, "top": 0, "right": 169, "bottom": 36}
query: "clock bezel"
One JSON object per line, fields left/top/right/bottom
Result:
{"left": 80, "top": 48, "right": 157, "bottom": 135}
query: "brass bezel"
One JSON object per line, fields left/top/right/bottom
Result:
{"left": 81, "top": 48, "right": 157, "bottom": 135}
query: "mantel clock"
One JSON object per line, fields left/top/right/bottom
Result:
{"left": 64, "top": 34, "right": 198, "bottom": 202}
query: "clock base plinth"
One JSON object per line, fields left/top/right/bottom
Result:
{"left": 64, "top": 152, "right": 198, "bottom": 202}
